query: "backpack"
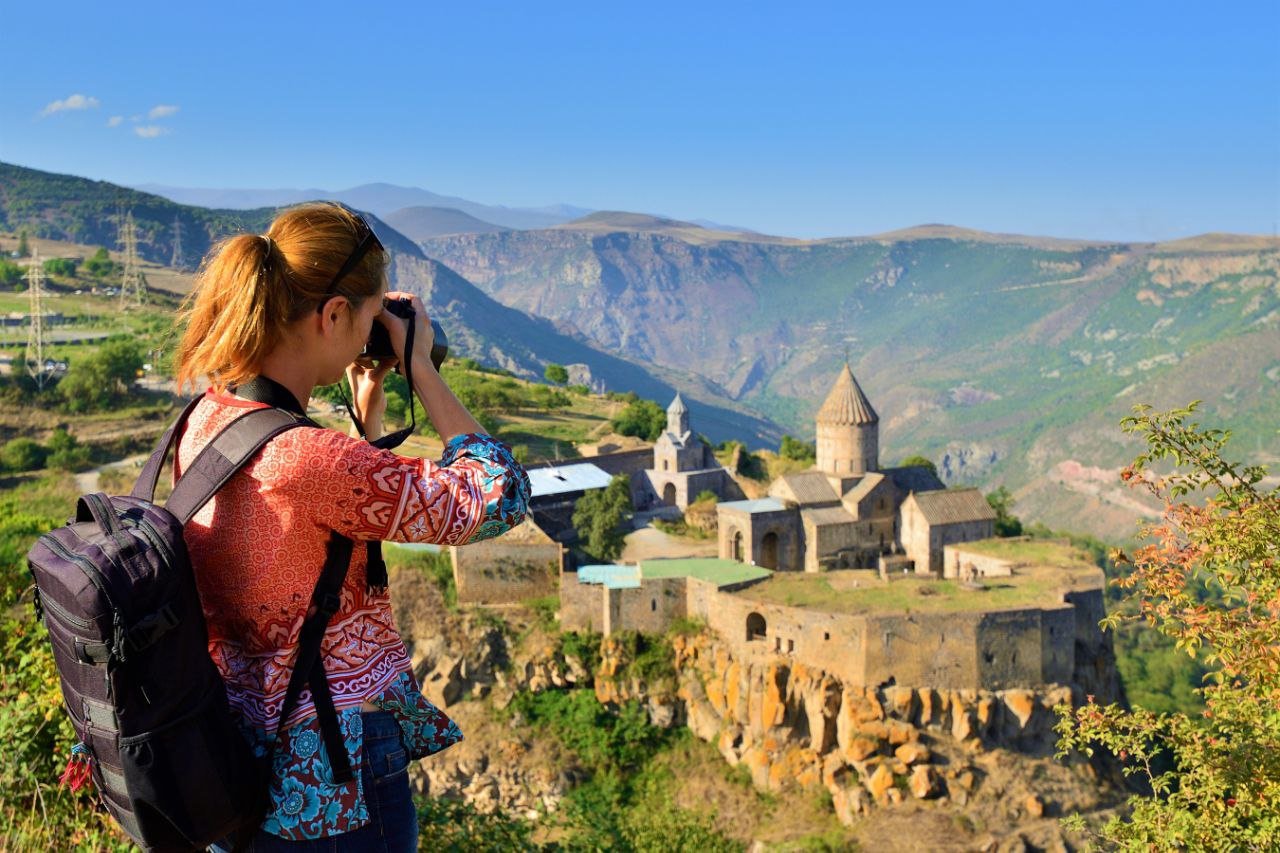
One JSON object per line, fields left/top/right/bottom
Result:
{"left": 27, "top": 393, "right": 359, "bottom": 851}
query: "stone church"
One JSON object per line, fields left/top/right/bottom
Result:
{"left": 716, "top": 364, "right": 995, "bottom": 573}
{"left": 639, "top": 393, "right": 742, "bottom": 510}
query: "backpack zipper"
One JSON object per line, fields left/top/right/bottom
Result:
{"left": 40, "top": 533, "right": 123, "bottom": 657}
{"left": 37, "top": 585, "right": 95, "bottom": 631}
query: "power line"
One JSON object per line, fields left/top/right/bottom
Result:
{"left": 25, "top": 248, "right": 51, "bottom": 390}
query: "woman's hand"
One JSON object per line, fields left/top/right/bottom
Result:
{"left": 346, "top": 358, "right": 397, "bottom": 441}
{"left": 380, "top": 291, "right": 436, "bottom": 373}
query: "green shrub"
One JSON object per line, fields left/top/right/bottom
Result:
{"left": 1, "top": 438, "right": 47, "bottom": 472}
{"left": 46, "top": 429, "right": 91, "bottom": 472}
{"left": 557, "top": 630, "right": 602, "bottom": 674}
{"left": 415, "top": 794, "right": 535, "bottom": 851}
{"left": 572, "top": 475, "right": 632, "bottom": 562}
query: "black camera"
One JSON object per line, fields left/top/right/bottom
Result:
{"left": 362, "top": 297, "right": 448, "bottom": 371}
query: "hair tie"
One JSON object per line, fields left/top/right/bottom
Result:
{"left": 259, "top": 235, "right": 273, "bottom": 272}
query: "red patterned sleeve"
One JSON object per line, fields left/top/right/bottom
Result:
{"left": 278, "top": 428, "right": 530, "bottom": 546}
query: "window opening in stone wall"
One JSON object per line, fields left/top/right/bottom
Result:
{"left": 650, "top": 598, "right": 656, "bottom": 612}
{"left": 774, "top": 636, "right": 782, "bottom": 652}
{"left": 731, "top": 530, "right": 744, "bottom": 562}
{"left": 787, "top": 639, "right": 795, "bottom": 653}
{"left": 746, "top": 612, "right": 766, "bottom": 642}
{"left": 824, "top": 631, "right": 830, "bottom": 640}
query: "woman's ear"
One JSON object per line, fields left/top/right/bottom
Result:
{"left": 317, "top": 295, "right": 349, "bottom": 334}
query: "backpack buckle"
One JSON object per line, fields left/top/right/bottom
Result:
{"left": 125, "top": 603, "right": 180, "bottom": 653}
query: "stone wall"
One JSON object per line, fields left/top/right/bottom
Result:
{"left": 452, "top": 540, "right": 562, "bottom": 606}
{"left": 605, "top": 577, "right": 687, "bottom": 634}
{"left": 942, "top": 545, "right": 1014, "bottom": 579}
{"left": 559, "top": 571, "right": 604, "bottom": 633}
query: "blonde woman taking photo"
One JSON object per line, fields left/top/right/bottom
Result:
{"left": 171, "top": 202, "right": 529, "bottom": 851}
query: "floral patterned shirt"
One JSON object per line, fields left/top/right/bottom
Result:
{"left": 176, "top": 388, "right": 530, "bottom": 839}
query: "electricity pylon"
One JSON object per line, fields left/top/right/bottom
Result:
{"left": 24, "top": 248, "right": 51, "bottom": 389}
{"left": 118, "top": 210, "right": 146, "bottom": 307}
{"left": 170, "top": 216, "right": 184, "bottom": 269}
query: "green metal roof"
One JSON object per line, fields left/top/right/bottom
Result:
{"left": 639, "top": 557, "right": 771, "bottom": 586}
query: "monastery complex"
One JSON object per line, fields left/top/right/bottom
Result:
{"left": 445, "top": 365, "right": 1108, "bottom": 693}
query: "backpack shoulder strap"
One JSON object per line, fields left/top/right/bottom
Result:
{"left": 132, "top": 395, "right": 205, "bottom": 502}
{"left": 164, "top": 406, "right": 310, "bottom": 525}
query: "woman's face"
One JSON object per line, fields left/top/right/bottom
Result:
{"left": 318, "top": 281, "right": 388, "bottom": 385}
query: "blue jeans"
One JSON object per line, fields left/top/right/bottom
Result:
{"left": 210, "top": 711, "right": 418, "bottom": 852}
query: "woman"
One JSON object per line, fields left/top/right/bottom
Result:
{"left": 173, "top": 202, "right": 529, "bottom": 850}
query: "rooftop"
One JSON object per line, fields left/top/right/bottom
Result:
{"left": 718, "top": 497, "right": 788, "bottom": 514}
{"left": 529, "top": 462, "right": 614, "bottom": 498}
{"left": 732, "top": 540, "right": 1103, "bottom": 615}
{"left": 908, "top": 487, "right": 998, "bottom": 525}
{"left": 639, "top": 557, "right": 772, "bottom": 587}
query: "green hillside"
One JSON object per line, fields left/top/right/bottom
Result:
{"left": 421, "top": 224, "right": 1280, "bottom": 540}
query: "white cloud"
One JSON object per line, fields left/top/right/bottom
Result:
{"left": 148, "top": 104, "right": 179, "bottom": 119}
{"left": 134, "top": 125, "right": 171, "bottom": 139}
{"left": 106, "top": 115, "right": 123, "bottom": 128}
{"left": 40, "top": 94, "right": 100, "bottom": 117}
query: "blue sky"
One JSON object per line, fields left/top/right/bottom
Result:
{"left": 1, "top": 0, "right": 1277, "bottom": 240}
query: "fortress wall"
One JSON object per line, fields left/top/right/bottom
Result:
{"left": 559, "top": 573, "right": 604, "bottom": 633}
{"left": 605, "top": 577, "right": 686, "bottom": 634}
{"left": 701, "top": 592, "right": 868, "bottom": 685}
{"left": 976, "top": 610, "right": 1049, "bottom": 689}
{"left": 942, "top": 545, "right": 1014, "bottom": 579}
{"left": 684, "top": 469, "right": 733, "bottom": 501}
{"left": 1065, "top": 588, "right": 1106, "bottom": 650}
{"left": 862, "top": 612, "right": 980, "bottom": 689}
{"left": 1040, "top": 604, "right": 1077, "bottom": 684}
{"left": 452, "top": 542, "right": 562, "bottom": 605}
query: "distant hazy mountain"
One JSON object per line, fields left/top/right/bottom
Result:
{"left": 134, "top": 181, "right": 592, "bottom": 230}
{"left": 0, "top": 161, "right": 779, "bottom": 444}
{"left": 383, "top": 206, "right": 511, "bottom": 241}
{"left": 421, "top": 218, "right": 1280, "bottom": 542}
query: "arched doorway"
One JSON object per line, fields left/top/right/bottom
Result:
{"left": 760, "top": 531, "right": 779, "bottom": 570}
{"left": 746, "top": 612, "right": 766, "bottom": 642}
{"left": 731, "top": 529, "right": 743, "bottom": 562}
{"left": 662, "top": 483, "right": 677, "bottom": 505}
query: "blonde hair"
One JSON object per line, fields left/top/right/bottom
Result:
{"left": 174, "top": 203, "right": 387, "bottom": 392}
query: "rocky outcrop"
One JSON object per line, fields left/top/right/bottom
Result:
{"left": 590, "top": 631, "right": 1101, "bottom": 831}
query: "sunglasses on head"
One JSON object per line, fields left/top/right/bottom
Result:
{"left": 315, "top": 210, "right": 385, "bottom": 313}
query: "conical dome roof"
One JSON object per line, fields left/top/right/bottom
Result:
{"left": 667, "top": 392, "right": 688, "bottom": 414}
{"left": 817, "top": 364, "right": 878, "bottom": 425}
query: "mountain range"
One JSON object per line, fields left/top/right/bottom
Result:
{"left": 5, "top": 160, "right": 1278, "bottom": 541}
{"left": 132, "top": 181, "right": 591, "bottom": 230}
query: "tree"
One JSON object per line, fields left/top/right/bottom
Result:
{"left": 544, "top": 363, "right": 569, "bottom": 385}
{"left": 611, "top": 399, "right": 666, "bottom": 441}
{"left": 58, "top": 338, "right": 143, "bottom": 412}
{"left": 573, "top": 475, "right": 633, "bottom": 562}
{"left": 1056, "top": 403, "right": 1280, "bottom": 849}
{"left": 0, "top": 259, "right": 23, "bottom": 288}
{"left": 16, "top": 230, "right": 29, "bottom": 258}
{"left": 779, "top": 434, "right": 816, "bottom": 462}
{"left": 42, "top": 257, "right": 77, "bottom": 278}
{"left": 899, "top": 454, "right": 938, "bottom": 478}
{"left": 985, "top": 486, "right": 1023, "bottom": 537}
{"left": 84, "top": 247, "right": 115, "bottom": 278}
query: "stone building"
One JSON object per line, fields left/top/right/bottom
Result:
{"left": 715, "top": 363, "right": 991, "bottom": 574}
{"left": 640, "top": 393, "right": 741, "bottom": 510}
{"left": 900, "top": 489, "right": 997, "bottom": 575}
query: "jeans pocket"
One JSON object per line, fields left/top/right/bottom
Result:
{"left": 376, "top": 747, "right": 408, "bottom": 782}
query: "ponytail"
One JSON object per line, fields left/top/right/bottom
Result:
{"left": 174, "top": 204, "right": 387, "bottom": 393}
